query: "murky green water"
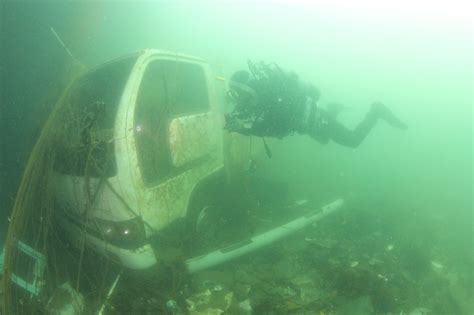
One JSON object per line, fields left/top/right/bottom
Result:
{"left": 1, "top": 1, "right": 472, "bottom": 314}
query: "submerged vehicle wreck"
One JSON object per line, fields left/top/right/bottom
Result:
{"left": 1, "top": 50, "right": 344, "bottom": 313}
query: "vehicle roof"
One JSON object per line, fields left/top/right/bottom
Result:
{"left": 139, "top": 49, "right": 207, "bottom": 63}
{"left": 82, "top": 49, "right": 207, "bottom": 76}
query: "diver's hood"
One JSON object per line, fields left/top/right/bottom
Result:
{"left": 228, "top": 70, "right": 257, "bottom": 104}
{"left": 228, "top": 80, "right": 257, "bottom": 102}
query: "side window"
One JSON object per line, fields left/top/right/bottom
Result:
{"left": 134, "top": 60, "right": 209, "bottom": 185}
{"left": 54, "top": 57, "right": 136, "bottom": 177}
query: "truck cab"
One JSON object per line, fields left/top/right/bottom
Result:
{"left": 52, "top": 49, "right": 250, "bottom": 269}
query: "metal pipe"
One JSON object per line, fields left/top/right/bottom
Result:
{"left": 97, "top": 271, "right": 122, "bottom": 315}
{"left": 186, "top": 198, "right": 344, "bottom": 273}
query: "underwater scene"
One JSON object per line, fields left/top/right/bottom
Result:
{"left": 0, "top": 1, "right": 472, "bottom": 314}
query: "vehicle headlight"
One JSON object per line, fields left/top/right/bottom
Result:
{"left": 92, "top": 217, "right": 146, "bottom": 250}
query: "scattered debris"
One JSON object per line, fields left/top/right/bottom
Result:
{"left": 165, "top": 299, "right": 180, "bottom": 314}
{"left": 45, "top": 283, "right": 84, "bottom": 315}
{"left": 3, "top": 189, "right": 472, "bottom": 313}
{"left": 185, "top": 288, "right": 233, "bottom": 315}
{"left": 350, "top": 261, "right": 359, "bottom": 268}
{"left": 237, "top": 299, "right": 252, "bottom": 314}
{"left": 430, "top": 260, "right": 443, "bottom": 270}
{"left": 401, "top": 306, "right": 432, "bottom": 315}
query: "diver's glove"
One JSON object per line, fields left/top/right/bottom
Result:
{"left": 224, "top": 113, "right": 254, "bottom": 135}
{"left": 371, "top": 102, "right": 408, "bottom": 130}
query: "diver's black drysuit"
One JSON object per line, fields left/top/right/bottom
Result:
{"left": 225, "top": 62, "right": 407, "bottom": 148}
{"left": 307, "top": 102, "right": 407, "bottom": 148}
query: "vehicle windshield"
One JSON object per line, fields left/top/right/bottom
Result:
{"left": 53, "top": 56, "right": 137, "bottom": 177}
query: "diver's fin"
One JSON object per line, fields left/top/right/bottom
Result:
{"left": 386, "top": 116, "right": 408, "bottom": 130}
{"left": 372, "top": 103, "right": 408, "bottom": 130}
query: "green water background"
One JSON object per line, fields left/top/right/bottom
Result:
{"left": 1, "top": 0, "right": 471, "bottom": 274}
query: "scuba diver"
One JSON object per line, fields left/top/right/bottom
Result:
{"left": 225, "top": 61, "right": 407, "bottom": 148}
